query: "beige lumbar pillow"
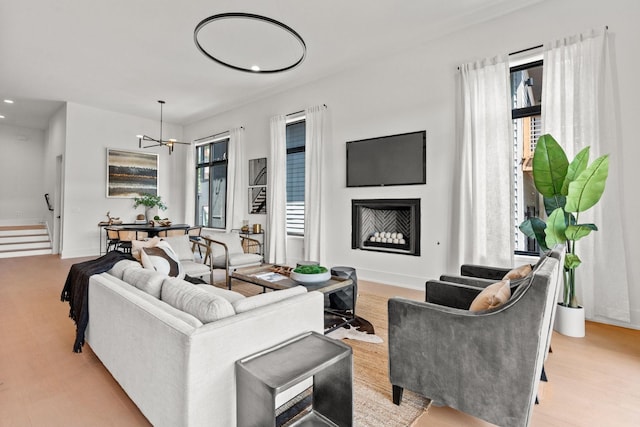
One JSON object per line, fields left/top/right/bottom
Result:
{"left": 469, "top": 279, "right": 511, "bottom": 312}
{"left": 502, "top": 264, "right": 532, "bottom": 281}
{"left": 132, "top": 237, "right": 161, "bottom": 261}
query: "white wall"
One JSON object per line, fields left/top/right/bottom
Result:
{"left": 0, "top": 123, "right": 47, "bottom": 224}
{"left": 184, "top": 0, "right": 640, "bottom": 328}
{"left": 43, "top": 104, "right": 68, "bottom": 252}
{"left": 60, "top": 103, "right": 185, "bottom": 258}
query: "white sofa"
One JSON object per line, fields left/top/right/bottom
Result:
{"left": 85, "top": 260, "right": 324, "bottom": 427}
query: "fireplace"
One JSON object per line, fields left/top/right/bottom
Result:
{"left": 351, "top": 199, "right": 420, "bottom": 256}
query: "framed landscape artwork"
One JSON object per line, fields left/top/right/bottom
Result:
{"left": 106, "top": 148, "right": 159, "bottom": 198}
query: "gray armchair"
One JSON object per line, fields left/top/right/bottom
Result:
{"left": 388, "top": 245, "right": 564, "bottom": 427}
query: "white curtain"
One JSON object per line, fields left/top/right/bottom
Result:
{"left": 184, "top": 142, "right": 195, "bottom": 225}
{"left": 226, "top": 127, "right": 246, "bottom": 232}
{"left": 542, "top": 29, "right": 630, "bottom": 322}
{"left": 267, "top": 115, "right": 288, "bottom": 264}
{"left": 304, "top": 105, "right": 326, "bottom": 262}
{"left": 450, "top": 56, "right": 514, "bottom": 271}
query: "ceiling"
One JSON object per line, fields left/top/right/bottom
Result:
{"left": 0, "top": 0, "right": 541, "bottom": 130}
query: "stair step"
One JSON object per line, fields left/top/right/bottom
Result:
{"left": 0, "top": 242, "right": 52, "bottom": 252}
{"left": 0, "top": 235, "right": 49, "bottom": 243}
{"left": 0, "top": 248, "right": 53, "bottom": 259}
{"left": 0, "top": 229, "right": 48, "bottom": 237}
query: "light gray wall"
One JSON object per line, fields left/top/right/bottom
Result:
{"left": 60, "top": 102, "right": 185, "bottom": 258}
{"left": 0, "top": 123, "right": 46, "bottom": 224}
{"left": 184, "top": 0, "right": 640, "bottom": 328}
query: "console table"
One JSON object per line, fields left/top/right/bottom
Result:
{"left": 236, "top": 331, "right": 353, "bottom": 426}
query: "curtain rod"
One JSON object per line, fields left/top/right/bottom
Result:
{"left": 193, "top": 127, "right": 244, "bottom": 143}
{"left": 287, "top": 104, "right": 327, "bottom": 117}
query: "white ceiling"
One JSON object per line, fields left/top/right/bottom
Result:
{"left": 0, "top": 0, "right": 541, "bottom": 130}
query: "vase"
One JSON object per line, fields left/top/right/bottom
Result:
{"left": 145, "top": 206, "right": 158, "bottom": 222}
{"left": 554, "top": 303, "right": 585, "bottom": 337}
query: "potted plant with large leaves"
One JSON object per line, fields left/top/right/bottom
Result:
{"left": 133, "top": 194, "right": 167, "bottom": 222}
{"left": 519, "top": 134, "right": 609, "bottom": 337}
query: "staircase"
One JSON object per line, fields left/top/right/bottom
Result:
{"left": 0, "top": 224, "right": 53, "bottom": 258}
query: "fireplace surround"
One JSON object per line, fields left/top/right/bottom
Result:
{"left": 351, "top": 198, "right": 420, "bottom": 256}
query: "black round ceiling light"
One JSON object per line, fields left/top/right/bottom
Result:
{"left": 194, "top": 13, "right": 306, "bottom": 74}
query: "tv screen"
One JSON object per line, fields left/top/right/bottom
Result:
{"left": 346, "top": 131, "right": 426, "bottom": 187}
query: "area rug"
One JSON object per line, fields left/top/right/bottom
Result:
{"left": 327, "top": 324, "right": 383, "bottom": 343}
{"left": 220, "top": 282, "right": 429, "bottom": 426}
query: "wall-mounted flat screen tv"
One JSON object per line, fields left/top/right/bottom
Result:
{"left": 346, "top": 130, "right": 426, "bottom": 187}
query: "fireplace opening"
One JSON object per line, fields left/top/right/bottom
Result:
{"left": 351, "top": 198, "right": 420, "bottom": 256}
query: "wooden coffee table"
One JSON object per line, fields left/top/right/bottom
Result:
{"left": 231, "top": 264, "right": 356, "bottom": 332}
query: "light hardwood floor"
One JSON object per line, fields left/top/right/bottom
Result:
{"left": 1, "top": 255, "right": 638, "bottom": 426}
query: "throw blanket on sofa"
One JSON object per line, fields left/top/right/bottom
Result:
{"left": 61, "top": 251, "right": 135, "bottom": 352}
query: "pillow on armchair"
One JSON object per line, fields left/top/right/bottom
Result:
{"left": 468, "top": 279, "right": 511, "bottom": 312}
{"left": 206, "top": 232, "right": 244, "bottom": 258}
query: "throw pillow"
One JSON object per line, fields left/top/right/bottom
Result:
{"left": 469, "top": 279, "right": 511, "bottom": 312}
{"left": 161, "top": 277, "right": 235, "bottom": 323}
{"left": 205, "top": 232, "right": 244, "bottom": 259}
{"left": 162, "top": 235, "right": 195, "bottom": 262}
{"left": 131, "top": 237, "right": 161, "bottom": 261}
{"left": 232, "top": 286, "right": 307, "bottom": 314}
{"left": 502, "top": 264, "right": 533, "bottom": 281}
{"left": 141, "top": 240, "right": 185, "bottom": 279}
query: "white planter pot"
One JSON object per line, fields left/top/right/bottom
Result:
{"left": 554, "top": 303, "right": 585, "bottom": 337}
{"left": 145, "top": 206, "right": 158, "bottom": 222}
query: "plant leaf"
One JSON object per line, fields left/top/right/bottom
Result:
{"left": 519, "top": 218, "right": 549, "bottom": 252}
{"left": 565, "top": 224, "right": 597, "bottom": 241}
{"left": 565, "top": 253, "right": 582, "bottom": 270}
{"left": 543, "top": 195, "right": 566, "bottom": 216}
{"left": 544, "top": 208, "right": 567, "bottom": 248}
{"left": 561, "top": 146, "right": 590, "bottom": 195}
{"left": 533, "top": 134, "right": 569, "bottom": 198}
{"left": 565, "top": 155, "right": 610, "bottom": 213}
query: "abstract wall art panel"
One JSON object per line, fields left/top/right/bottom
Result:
{"left": 106, "top": 149, "right": 159, "bottom": 198}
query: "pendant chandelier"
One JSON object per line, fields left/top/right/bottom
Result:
{"left": 137, "top": 100, "right": 189, "bottom": 155}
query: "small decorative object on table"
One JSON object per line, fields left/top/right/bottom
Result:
{"left": 290, "top": 265, "right": 331, "bottom": 284}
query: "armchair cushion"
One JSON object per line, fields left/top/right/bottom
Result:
{"left": 468, "top": 279, "right": 511, "bottom": 312}
{"left": 212, "top": 252, "right": 263, "bottom": 268}
{"left": 206, "top": 232, "right": 244, "bottom": 258}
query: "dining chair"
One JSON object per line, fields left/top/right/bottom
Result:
{"left": 105, "top": 228, "right": 121, "bottom": 252}
{"left": 117, "top": 230, "right": 148, "bottom": 253}
{"left": 157, "top": 229, "right": 188, "bottom": 237}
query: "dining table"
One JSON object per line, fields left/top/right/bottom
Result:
{"left": 99, "top": 223, "right": 191, "bottom": 254}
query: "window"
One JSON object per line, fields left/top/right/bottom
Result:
{"left": 511, "top": 59, "right": 543, "bottom": 255}
{"left": 195, "top": 137, "right": 228, "bottom": 229}
{"left": 286, "top": 118, "right": 305, "bottom": 235}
